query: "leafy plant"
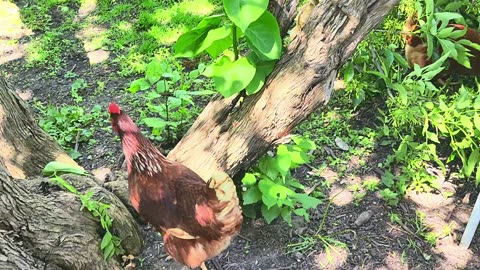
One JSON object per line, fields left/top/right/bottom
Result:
{"left": 174, "top": 0, "right": 281, "bottom": 97}
{"left": 412, "top": 0, "right": 480, "bottom": 69}
{"left": 241, "top": 136, "right": 322, "bottom": 224}
{"left": 71, "top": 78, "right": 88, "bottom": 103}
{"left": 36, "top": 103, "right": 104, "bottom": 158}
{"left": 43, "top": 161, "right": 124, "bottom": 260}
{"left": 287, "top": 190, "right": 350, "bottom": 262}
{"left": 129, "top": 58, "right": 214, "bottom": 143}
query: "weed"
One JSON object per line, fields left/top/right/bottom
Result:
{"left": 43, "top": 161, "right": 124, "bottom": 260}
{"left": 35, "top": 102, "right": 105, "bottom": 159}
{"left": 287, "top": 190, "right": 351, "bottom": 262}
{"left": 71, "top": 78, "right": 88, "bottom": 103}
{"left": 241, "top": 136, "right": 322, "bottom": 224}
{"left": 128, "top": 58, "right": 214, "bottom": 144}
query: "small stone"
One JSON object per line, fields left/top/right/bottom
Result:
{"left": 335, "top": 137, "right": 349, "bottom": 151}
{"left": 354, "top": 210, "right": 374, "bottom": 226}
{"left": 462, "top": 192, "right": 471, "bottom": 205}
{"left": 294, "top": 252, "right": 304, "bottom": 260}
{"left": 92, "top": 167, "right": 113, "bottom": 182}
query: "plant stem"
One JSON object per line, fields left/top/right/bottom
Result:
{"left": 232, "top": 24, "right": 239, "bottom": 61}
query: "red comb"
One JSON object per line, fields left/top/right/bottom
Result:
{"left": 108, "top": 102, "right": 121, "bottom": 114}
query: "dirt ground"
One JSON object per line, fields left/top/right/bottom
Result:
{"left": 2, "top": 4, "right": 480, "bottom": 270}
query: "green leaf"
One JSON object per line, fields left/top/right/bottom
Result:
{"left": 143, "top": 118, "right": 166, "bottom": 129}
{"left": 129, "top": 78, "right": 151, "bottom": 93}
{"left": 289, "top": 151, "right": 309, "bottom": 165}
{"left": 460, "top": 115, "right": 473, "bottom": 131}
{"left": 197, "top": 25, "right": 233, "bottom": 58}
{"left": 465, "top": 149, "right": 480, "bottom": 177}
{"left": 242, "top": 173, "right": 257, "bottom": 186}
{"left": 206, "top": 56, "right": 256, "bottom": 97}
{"left": 242, "top": 204, "right": 257, "bottom": 218}
{"left": 245, "top": 11, "right": 282, "bottom": 60}
{"left": 259, "top": 179, "right": 294, "bottom": 205}
{"left": 261, "top": 204, "right": 281, "bottom": 224}
{"left": 245, "top": 53, "right": 276, "bottom": 95}
{"left": 381, "top": 171, "right": 395, "bottom": 188}
{"left": 393, "top": 83, "right": 408, "bottom": 105}
{"left": 343, "top": 62, "right": 354, "bottom": 82}
{"left": 243, "top": 186, "right": 262, "bottom": 205}
{"left": 474, "top": 113, "right": 480, "bottom": 132}
{"left": 51, "top": 175, "right": 78, "bottom": 194}
{"left": 43, "top": 161, "right": 86, "bottom": 176}
{"left": 258, "top": 156, "right": 279, "bottom": 180}
{"left": 425, "top": 131, "right": 439, "bottom": 143}
{"left": 280, "top": 207, "right": 292, "bottom": 225}
{"left": 223, "top": 0, "right": 269, "bottom": 32}
{"left": 294, "top": 193, "right": 322, "bottom": 209}
{"left": 276, "top": 145, "right": 291, "bottom": 179}
{"left": 293, "top": 208, "right": 308, "bottom": 220}
{"left": 434, "top": 12, "right": 463, "bottom": 23}
{"left": 174, "top": 15, "right": 224, "bottom": 58}
{"left": 427, "top": 34, "right": 434, "bottom": 58}
{"left": 101, "top": 231, "right": 112, "bottom": 249}
{"left": 145, "top": 60, "right": 163, "bottom": 84}
{"left": 293, "top": 136, "right": 317, "bottom": 151}
{"left": 476, "top": 162, "right": 480, "bottom": 186}
{"left": 475, "top": 94, "right": 480, "bottom": 110}
{"left": 103, "top": 242, "right": 114, "bottom": 260}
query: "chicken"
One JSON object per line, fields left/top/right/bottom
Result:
{"left": 108, "top": 102, "right": 242, "bottom": 269}
{"left": 403, "top": 14, "right": 480, "bottom": 76}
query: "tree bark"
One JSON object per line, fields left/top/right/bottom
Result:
{"left": 0, "top": 77, "right": 78, "bottom": 179}
{"left": 168, "top": 0, "right": 400, "bottom": 180}
{"left": 0, "top": 77, "right": 143, "bottom": 269}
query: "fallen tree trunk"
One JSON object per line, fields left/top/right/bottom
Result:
{"left": 0, "top": 76, "right": 143, "bottom": 269}
{"left": 168, "top": 0, "right": 400, "bottom": 180}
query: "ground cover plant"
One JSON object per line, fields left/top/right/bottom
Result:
{"left": 1, "top": 0, "right": 480, "bottom": 268}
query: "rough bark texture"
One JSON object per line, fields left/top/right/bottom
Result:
{"left": 268, "top": 0, "right": 299, "bottom": 37}
{"left": 0, "top": 78, "right": 143, "bottom": 269}
{"left": 167, "top": 0, "right": 400, "bottom": 180}
{"left": 0, "top": 166, "right": 143, "bottom": 270}
{"left": 0, "top": 76, "right": 78, "bottom": 179}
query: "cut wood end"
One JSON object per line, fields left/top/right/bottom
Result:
{"left": 4, "top": 160, "right": 26, "bottom": 179}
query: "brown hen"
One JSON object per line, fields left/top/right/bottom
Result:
{"left": 403, "top": 14, "right": 480, "bottom": 76}
{"left": 108, "top": 102, "right": 242, "bottom": 269}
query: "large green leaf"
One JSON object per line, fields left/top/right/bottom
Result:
{"left": 143, "top": 118, "right": 167, "bottom": 129}
{"left": 174, "top": 15, "right": 224, "bottom": 58}
{"left": 223, "top": 0, "right": 268, "bottom": 32}
{"left": 276, "top": 145, "right": 291, "bottom": 179}
{"left": 205, "top": 56, "right": 256, "bottom": 97}
{"left": 243, "top": 186, "right": 262, "bottom": 205}
{"left": 245, "top": 11, "right": 282, "bottom": 60}
{"left": 294, "top": 193, "right": 322, "bottom": 209}
{"left": 197, "top": 25, "right": 232, "bottom": 58}
{"left": 145, "top": 60, "right": 164, "bottom": 84}
{"left": 43, "top": 161, "right": 86, "bottom": 176}
{"left": 258, "top": 156, "right": 279, "bottom": 180}
{"left": 465, "top": 149, "right": 480, "bottom": 177}
{"left": 261, "top": 204, "right": 281, "bottom": 224}
{"left": 245, "top": 52, "right": 276, "bottom": 95}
